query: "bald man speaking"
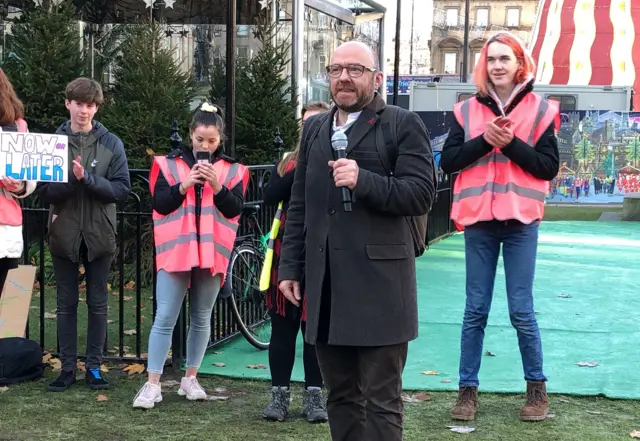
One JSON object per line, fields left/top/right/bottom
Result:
{"left": 278, "top": 41, "right": 436, "bottom": 440}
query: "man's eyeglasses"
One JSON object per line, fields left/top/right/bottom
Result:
{"left": 325, "top": 64, "right": 377, "bottom": 78}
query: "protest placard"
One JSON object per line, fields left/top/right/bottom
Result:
{"left": 0, "top": 132, "right": 69, "bottom": 183}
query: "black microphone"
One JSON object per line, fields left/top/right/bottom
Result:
{"left": 331, "top": 131, "right": 352, "bottom": 212}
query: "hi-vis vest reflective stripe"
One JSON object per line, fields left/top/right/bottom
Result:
{"left": 258, "top": 153, "right": 295, "bottom": 292}
{"left": 149, "top": 156, "right": 250, "bottom": 285}
{"left": 259, "top": 201, "right": 284, "bottom": 291}
{"left": 451, "top": 93, "right": 560, "bottom": 226}
{"left": 0, "top": 118, "right": 29, "bottom": 226}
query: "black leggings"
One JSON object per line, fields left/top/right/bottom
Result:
{"left": 0, "top": 258, "right": 19, "bottom": 299}
{"left": 269, "top": 309, "right": 323, "bottom": 388}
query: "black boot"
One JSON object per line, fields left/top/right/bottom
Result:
{"left": 48, "top": 370, "right": 76, "bottom": 392}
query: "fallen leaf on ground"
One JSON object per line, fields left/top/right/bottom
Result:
{"left": 214, "top": 351, "right": 223, "bottom": 355}
{"left": 79, "top": 297, "right": 86, "bottom": 302}
{"left": 77, "top": 361, "right": 86, "bottom": 372}
{"left": 44, "top": 312, "right": 57, "bottom": 319}
{"left": 558, "top": 293, "right": 572, "bottom": 298}
{"left": 447, "top": 425, "right": 476, "bottom": 433}
{"left": 402, "top": 392, "right": 430, "bottom": 403}
{"left": 559, "top": 398, "right": 570, "bottom": 403}
{"left": 546, "top": 413, "right": 556, "bottom": 419}
{"left": 107, "top": 283, "right": 112, "bottom": 291}
{"left": 441, "top": 379, "right": 452, "bottom": 383}
{"left": 576, "top": 361, "right": 599, "bottom": 367}
{"left": 206, "top": 395, "right": 230, "bottom": 401}
{"left": 96, "top": 394, "right": 108, "bottom": 402}
{"left": 79, "top": 265, "right": 85, "bottom": 275}
{"left": 123, "top": 363, "right": 146, "bottom": 375}
{"left": 421, "top": 370, "right": 439, "bottom": 376}
{"left": 0, "top": 386, "right": 8, "bottom": 393}
{"left": 123, "top": 329, "right": 136, "bottom": 336}
{"left": 123, "top": 296, "right": 133, "bottom": 301}
{"left": 124, "top": 281, "right": 135, "bottom": 289}
{"left": 586, "top": 410, "right": 602, "bottom": 415}
{"left": 630, "top": 430, "right": 640, "bottom": 438}
{"left": 213, "top": 362, "right": 226, "bottom": 367}
{"left": 214, "top": 387, "right": 228, "bottom": 393}
{"left": 484, "top": 351, "right": 496, "bottom": 356}
{"left": 141, "top": 353, "right": 148, "bottom": 359}
{"left": 107, "top": 320, "right": 114, "bottom": 324}
{"left": 42, "top": 353, "right": 52, "bottom": 363}
{"left": 49, "top": 358, "right": 62, "bottom": 371}
{"left": 100, "top": 364, "right": 109, "bottom": 373}
{"left": 247, "top": 364, "right": 268, "bottom": 369}
{"left": 161, "top": 380, "right": 180, "bottom": 387}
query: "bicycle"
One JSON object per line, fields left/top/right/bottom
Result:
{"left": 226, "top": 203, "right": 272, "bottom": 350}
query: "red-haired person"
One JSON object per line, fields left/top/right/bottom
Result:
{"left": 0, "top": 69, "right": 34, "bottom": 296}
{"left": 440, "top": 32, "right": 559, "bottom": 422}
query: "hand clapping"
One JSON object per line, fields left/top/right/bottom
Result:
{"left": 72, "top": 156, "right": 85, "bottom": 181}
{"left": 483, "top": 116, "right": 514, "bottom": 149}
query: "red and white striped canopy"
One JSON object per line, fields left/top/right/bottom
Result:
{"left": 530, "top": 0, "right": 640, "bottom": 108}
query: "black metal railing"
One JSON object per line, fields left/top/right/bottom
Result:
{"left": 22, "top": 163, "right": 457, "bottom": 366}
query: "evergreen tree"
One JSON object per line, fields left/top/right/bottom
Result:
{"left": 3, "top": 2, "right": 84, "bottom": 133}
{"left": 101, "top": 21, "right": 197, "bottom": 170}
{"left": 209, "top": 17, "right": 299, "bottom": 165}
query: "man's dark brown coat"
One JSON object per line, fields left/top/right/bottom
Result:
{"left": 278, "top": 93, "right": 436, "bottom": 347}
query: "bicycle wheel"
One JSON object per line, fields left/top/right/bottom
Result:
{"left": 227, "top": 243, "right": 271, "bottom": 350}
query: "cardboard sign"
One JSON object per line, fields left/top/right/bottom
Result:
{"left": 0, "top": 265, "right": 37, "bottom": 339}
{"left": 0, "top": 132, "right": 69, "bottom": 183}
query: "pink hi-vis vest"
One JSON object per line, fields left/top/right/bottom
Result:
{"left": 149, "top": 155, "right": 249, "bottom": 285}
{"left": 0, "top": 118, "right": 29, "bottom": 227}
{"left": 451, "top": 93, "right": 560, "bottom": 227}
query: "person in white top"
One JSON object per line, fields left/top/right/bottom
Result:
{"left": 0, "top": 68, "right": 35, "bottom": 296}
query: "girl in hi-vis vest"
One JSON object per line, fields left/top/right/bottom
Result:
{"left": 440, "top": 33, "right": 560, "bottom": 423}
{"left": 260, "top": 101, "right": 329, "bottom": 423}
{"left": 133, "top": 104, "right": 249, "bottom": 409}
{"left": 0, "top": 68, "right": 35, "bottom": 297}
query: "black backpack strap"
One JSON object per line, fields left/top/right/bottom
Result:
{"left": 376, "top": 106, "right": 400, "bottom": 176}
{"left": 376, "top": 106, "right": 439, "bottom": 202}
{"left": 303, "top": 110, "right": 332, "bottom": 162}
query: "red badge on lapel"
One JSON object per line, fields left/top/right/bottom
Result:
{"left": 368, "top": 117, "right": 375, "bottom": 125}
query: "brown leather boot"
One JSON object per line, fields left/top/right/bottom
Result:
{"left": 450, "top": 386, "right": 478, "bottom": 421}
{"left": 520, "top": 381, "right": 549, "bottom": 421}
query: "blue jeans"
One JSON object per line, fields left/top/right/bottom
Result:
{"left": 147, "top": 269, "right": 221, "bottom": 374}
{"left": 459, "top": 220, "right": 547, "bottom": 387}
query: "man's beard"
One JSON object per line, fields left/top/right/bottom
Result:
{"left": 331, "top": 87, "right": 375, "bottom": 113}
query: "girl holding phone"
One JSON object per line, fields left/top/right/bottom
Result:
{"left": 133, "top": 103, "right": 250, "bottom": 409}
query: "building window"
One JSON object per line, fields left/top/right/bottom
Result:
{"left": 476, "top": 8, "right": 489, "bottom": 27}
{"left": 473, "top": 51, "right": 481, "bottom": 67}
{"left": 237, "top": 46, "right": 249, "bottom": 59}
{"left": 506, "top": 8, "right": 520, "bottom": 27}
{"left": 547, "top": 94, "right": 577, "bottom": 111}
{"left": 444, "top": 52, "right": 457, "bottom": 74}
{"left": 446, "top": 9, "right": 458, "bottom": 27}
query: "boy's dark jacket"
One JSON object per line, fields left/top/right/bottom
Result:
{"left": 36, "top": 120, "right": 131, "bottom": 263}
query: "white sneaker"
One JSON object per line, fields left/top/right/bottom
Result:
{"left": 133, "top": 382, "right": 163, "bottom": 409}
{"left": 178, "top": 376, "right": 207, "bottom": 400}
